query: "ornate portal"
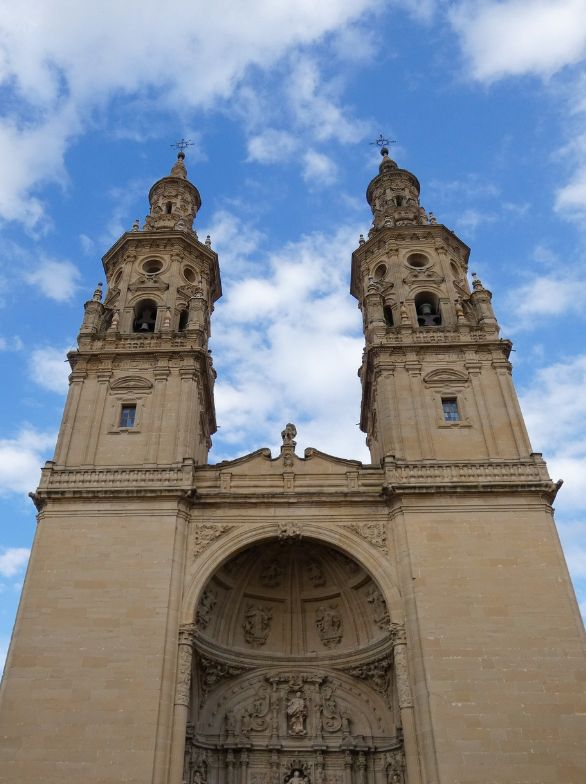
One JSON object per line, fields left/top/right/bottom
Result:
{"left": 185, "top": 541, "right": 405, "bottom": 784}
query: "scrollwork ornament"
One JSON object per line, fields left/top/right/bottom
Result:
{"left": 348, "top": 521, "right": 387, "bottom": 551}
{"left": 193, "top": 522, "right": 235, "bottom": 556}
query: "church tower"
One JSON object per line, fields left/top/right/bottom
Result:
{"left": 0, "top": 151, "right": 584, "bottom": 784}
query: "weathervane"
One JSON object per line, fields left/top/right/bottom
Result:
{"left": 171, "top": 138, "right": 194, "bottom": 153}
{"left": 370, "top": 133, "right": 397, "bottom": 151}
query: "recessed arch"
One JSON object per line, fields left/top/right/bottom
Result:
{"left": 182, "top": 523, "right": 403, "bottom": 627}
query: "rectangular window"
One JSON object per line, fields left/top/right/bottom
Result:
{"left": 442, "top": 398, "right": 460, "bottom": 422}
{"left": 119, "top": 404, "right": 137, "bottom": 428}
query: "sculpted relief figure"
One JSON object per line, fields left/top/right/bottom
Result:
{"left": 315, "top": 605, "right": 343, "bottom": 647}
{"left": 260, "top": 560, "right": 284, "bottom": 587}
{"left": 287, "top": 691, "right": 307, "bottom": 736}
{"left": 366, "top": 586, "right": 390, "bottom": 630}
{"left": 286, "top": 770, "right": 309, "bottom": 784}
{"left": 243, "top": 604, "right": 273, "bottom": 647}
{"left": 281, "top": 422, "right": 297, "bottom": 445}
{"left": 306, "top": 560, "right": 326, "bottom": 587}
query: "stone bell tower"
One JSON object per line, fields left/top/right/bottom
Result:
{"left": 0, "top": 149, "right": 584, "bottom": 784}
{"left": 352, "top": 146, "right": 529, "bottom": 466}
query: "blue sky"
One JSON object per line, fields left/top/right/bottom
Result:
{"left": 1, "top": 0, "right": 586, "bottom": 669}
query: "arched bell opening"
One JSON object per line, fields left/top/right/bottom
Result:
{"left": 184, "top": 539, "right": 405, "bottom": 784}
{"left": 132, "top": 298, "right": 158, "bottom": 333}
{"left": 414, "top": 291, "right": 441, "bottom": 327}
{"left": 178, "top": 308, "right": 189, "bottom": 332}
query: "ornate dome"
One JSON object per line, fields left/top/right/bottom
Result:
{"left": 195, "top": 540, "right": 391, "bottom": 659}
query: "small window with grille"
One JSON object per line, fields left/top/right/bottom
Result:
{"left": 441, "top": 398, "right": 460, "bottom": 422}
{"left": 119, "top": 404, "right": 137, "bottom": 428}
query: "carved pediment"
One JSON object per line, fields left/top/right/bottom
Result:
{"left": 128, "top": 275, "right": 169, "bottom": 293}
{"left": 403, "top": 269, "right": 445, "bottom": 286}
{"left": 110, "top": 375, "right": 153, "bottom": 391}
{"left": 423, "top": 369, "right": 469, "bottom": 386}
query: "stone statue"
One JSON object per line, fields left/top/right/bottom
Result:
{"left": 287, "top": 691, "right": 307, "bottom": 736}
{"left": 315, "top": 605, "right": 343, "bottom": 647}
{"left": 281, "top": 423, "right": 297, "bottom": 445}
{"left": 286, "top": 770, "right": 308, "bottom": 784}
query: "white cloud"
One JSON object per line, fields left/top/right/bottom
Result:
{"left": 200, "top": 210, "right": 265, "bottom": 274}
{"left": 210, "top": 220, "right": 369, "bottom": 462}
{"left": 520, "top": 354, "right": 586, "bottom": 510}
{"left": 23, "top": 258, "right": 81, "bottom": 302}
{"left": 302, "top": 149, "right": 338, "bottom": 185}
{"left": 450, "top": 0, "right": 586, "bottom": 82}
{"left": 287, "top": 55, "right": 368, "bottom": 143}
{"left": 0, "top": 0, "right": 378, "bottom": 226}
{"left": 246, "top": 129, "right": 299, "bottom": 164}
{"left": 29, "top": 346, "right": 71, "bottom": 394}
{"left": 507, "top": 274, "right": 580, "bottom": 329}
{"left": 0, "top": 335, "right": 23, "bottom": 351}
{"left": 0, "top": 427, "right": 56, "bottom": 495}
{"left": 0, "top": 547, "right": 30, "bottom": 578}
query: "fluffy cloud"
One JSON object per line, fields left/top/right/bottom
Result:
{"left": 302, "top": 150, "right": 338, "bottom": 185}
{"left": 506, "top": 274, "right": 581, "bottom": 330}
{"left": 450, "top": 0, "right": 586, "bottom": 82}
{"left": 520, "top": 354, "right": 586, "bottom": 510}
{"left": 247, "top": 130, "right": 299, "bottom": 164}
{"left": 29, "top": 346, "right": 72, "bottom": 394}
{"left": 0, "top": 427, "right": 56, "bottom": 495}
{"left": 23, "top": 258, "right": 81, "bottom": 302}
{"left": 209, "top": 215, "right": 368, "bottom": 461}
{"left": 0, "top": 548, "right": 30, "bottom": 578}
{"left": 0, "top": 0, "right": 379, "bottom": 226}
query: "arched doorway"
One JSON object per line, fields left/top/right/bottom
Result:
{"left": 184, "top": 540, "right": 405, "bottom": 784}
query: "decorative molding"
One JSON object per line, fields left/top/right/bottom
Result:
{"left": 422, "top": 368, "right": 469, "bottom": 386}
{"left": 348, "top": 521, "right": 387, "bottom": 551}
{"left": 277, "top": 522, "right": 303, "bottom": 542}
{"left": 109, "top": 375, "right": 153, "bottom": 391}
{"left": 193, "top": 523, "right": 235, "bottom": 556}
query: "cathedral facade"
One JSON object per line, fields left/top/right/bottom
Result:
{"left": 0, "top": 150, "right": 584, "bottom": 784}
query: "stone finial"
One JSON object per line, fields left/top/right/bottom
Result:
{"left": 281, "top": 423, "right": 297, "bottom": 446}
{"left": 471, "top": 272, "right": 484, "bottom": 291}
{"left": 359, "top": 233, "right": 365, "bottom": 245}
{"left": 109, "top": 309, "right": 120, "bottom": 331}
{"left": 132, "top": 218, "right": 140, "bottom": 231}
{"left": 205, "top": 235, "right": 212, "bottom": 247}
{"left": 428, "top": 211, "right": 437, "bottom": 225}
{"left": 170, "top": 151, "right": 187, "bottom": 179}
{"left": 92, "top": 282, "right": 103, "bottom": 302}
{"left": 162, "top": 307, "right": 172, "bottom": 329}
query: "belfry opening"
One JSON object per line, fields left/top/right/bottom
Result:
{"left": 186, "top": 540, "right": 403, "bottom": 784}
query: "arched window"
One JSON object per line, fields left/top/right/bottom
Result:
{"left": 383, "top": 304, "right": 394, "bottom": 327}
{"left": 414, "top": 292, "right": 442, "bottom": 326}
{"left": 133, "top": 299, "right": 158, "bottom": 333}
{"left": 178, "top": 309, "right": 189, "bottom": 331}
{"left": 165, "top": 202, "right": 173, "bottom": 215}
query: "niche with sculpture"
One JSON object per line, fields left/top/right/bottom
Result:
{"left": 184, "top": 541, "right": 405, "bottom": 784}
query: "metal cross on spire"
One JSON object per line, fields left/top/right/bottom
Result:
{"left": 370, "top": 133, "right": 397, "bottom": 150}
{"left": 171, "top": 138, "right": 194, "bottom": 153}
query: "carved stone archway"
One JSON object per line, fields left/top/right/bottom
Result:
{"left": 180, "top": 539, "right": 406, "bottom": 784}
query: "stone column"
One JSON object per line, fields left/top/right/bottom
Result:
{"left": 168, "top": 623, "right": 195, "bottom": 784}
{"left": 357, "top": 752, "right": 367, "bottom": 784}
{"left": 344, "top": 750, "right": 354, "bottom": 784}
{"left": 226, "top": 750, "right": 236, "bottom": 784}
{"left": 239, "top": 748, "right": 249, "bottom": 784}
{"left": 390, "top": 624, "right": 421, "bottom": 784}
